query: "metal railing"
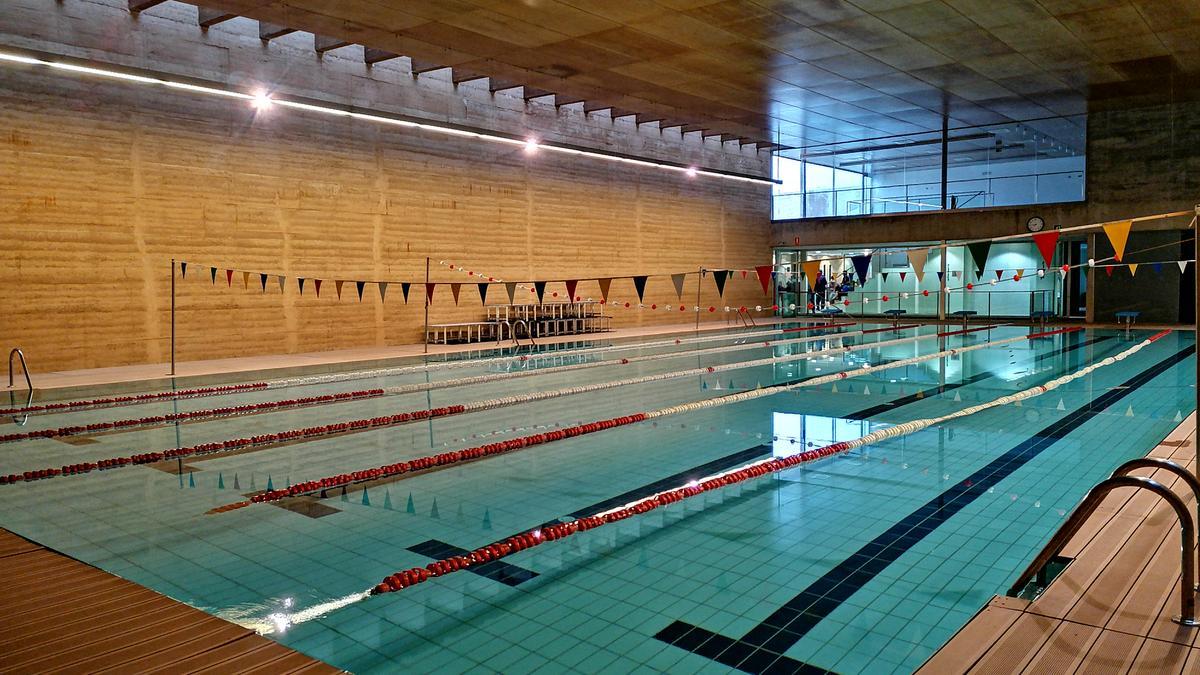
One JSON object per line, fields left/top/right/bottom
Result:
{"left": 1008, "top": 469, "right": 1199, "bottom": 626}
{"left": 7, "top": 348, "right": 32, "bottom": 426}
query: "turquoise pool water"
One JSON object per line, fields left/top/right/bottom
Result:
{"left": 0, "top": 324, "right": 1194, "bottom": 673}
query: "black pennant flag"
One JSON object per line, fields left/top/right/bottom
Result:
{"left": 378, "top": 282, "right": 388, "bottom": 302}
{"left": 712, "top": 270, "right": 729, "bottom": 297}
{"left": 401, "top": 282, "right": 411, "bottom": 304}
{"left": 210, "top": 267, "right": 218, "bottom": 284}
{"left": 967, "top": 241, "right": 992, "bottom": 278}
{"left": 477, "top": 283, "right": 489, "bottom": 304}
{"left": 298, "top": 277, "right": 306, "bottom": 295}
{"left": 534, "top": 281, "right": 547, "bottom": 303}
{"left": 355, "top": 281, "right": 365, "bottom": 300}
{"left": 259, "top": 273, "right": 267, "bottom": 292}
{"left": 180, "top": 262, "right": 187, "bottom": 278}
{"left": 633, "top": 275, "right": 648, "bottom": 302}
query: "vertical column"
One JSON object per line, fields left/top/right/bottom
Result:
{"left": 938, "top": 240, "right": 947, "bottom": 321}
{"left": 940, "top": 115, "right": 949, "bottom": 210}
{"left": 1085, "top": 233, "right": 1096, "bottom": 323}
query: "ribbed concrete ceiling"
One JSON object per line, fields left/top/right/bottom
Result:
{"left": 160, "top": 0, "right": 1200, "bottom": 151}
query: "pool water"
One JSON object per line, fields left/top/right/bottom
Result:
{"left": 0, "top": 324, "right": 1193, "bottom": 674}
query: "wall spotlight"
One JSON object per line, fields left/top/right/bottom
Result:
{"left": 524, "top": 138, "right": 538, "bottom": 154}
{"left": 252, "top": 91, "right": 273, "bottom": 110}
{"left": 686, "top": 167, "right": 697, "bottom": 177}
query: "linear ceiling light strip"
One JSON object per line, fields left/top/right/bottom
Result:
{"left": 0, "top": 51, "right": 773, "bottom": 185}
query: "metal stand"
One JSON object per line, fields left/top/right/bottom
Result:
{"left": 423, "top": 257, "right": 430, "bottom": 355}
{"left": 170, "top": 258, "right": 176, "bottom": 376}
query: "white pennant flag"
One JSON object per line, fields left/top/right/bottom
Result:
{"left": 1179, "top": 261, "right": 1189, "bottom": 273}
{"left": 1059, "top": 267, "right": 1068, "bottom": 279}
{"left": 863, "top": 385, "right": 871, "bottom": 395}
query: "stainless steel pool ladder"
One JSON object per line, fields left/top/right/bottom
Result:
{"left": 7, "top": 348, "right": 32, "bottom": 426}
{"left": 1008, "top": 459, "right": 1200, "bottom": 626}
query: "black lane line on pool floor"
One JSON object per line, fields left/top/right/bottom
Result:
{"left": 408, "top": 539, "right": 538, "bottom": 586}
{"left": 842, "top": 334, "right": 1115, "bottom": 421}
{"left": 653, "top": 342, "right": 1195, "bottom": 674}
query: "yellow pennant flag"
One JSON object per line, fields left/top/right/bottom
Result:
{"left": 801, "top": 260, "right": 822, "bottom": 283}
{"left": 1103, "top": 220, "right": 1132, "bottom": 261}
{"left": 242, "top": 271, "right": 250, "bottom": 289}
{"left": 1128, "top": 263, "right": 1139, "bottom": 277}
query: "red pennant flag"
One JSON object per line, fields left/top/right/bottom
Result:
{"left": 451, "top": 283, "right": 461, "bottom": 305}
{"left": 1032, "top": 231, "right": 1060, "bottom": 268}
{"left": 741, "top": 270, "right": 747, "bottom": 279}
{"left": 899, "top": 272, "right": 906, "bottom": 281}
{"left": 226, "top": 269, "right": 234, "bottom": 286}
{"left": 755, "top": 265, "right": 773, "bottom": 295}
{"left": 1105, "top": 266, "right": 1114, "bottom": 277}
{"left": 565, "top": 279, "right": 578, "bottom": 301}
{"left": 425, "top": 283, "right": 436, "bottom": 305}
{"left": 314, "top": 279, "right": 322, "bottom": 297}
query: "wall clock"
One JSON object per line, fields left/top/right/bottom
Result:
{"left": 1026, "top": 216, "right": 1045, "bottom": 232}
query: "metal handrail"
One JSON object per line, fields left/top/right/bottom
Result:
{"left": 1111, "top": 458, "right": 1200, "bottom": 555}
{"left": 1007, "top": 475, "right": 1199, "bottom": 626}
{"left": 8, "top": 348, "right": 31, "bottom": 391}
{"left": 513, "top": 319, "right": 536, "bottom": 347}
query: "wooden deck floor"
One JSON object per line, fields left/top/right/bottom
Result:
{"left": 920, "top": 413, "right": 1200, "bottom": 674}
{"left": 0, "top": 529, "right": 341, "bottom": 674}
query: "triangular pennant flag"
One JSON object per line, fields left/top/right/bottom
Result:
{"left": 1059, "top": 267, "right": 1068, "bottom": 280}
{"left": 259, "top": 273, "right": 267, "bottom": 292}
{"left": 937, "top": 271, "right": 945, "bottom": 282}
{"left": 851, "top": 255, "right": 871, "bottom": 284}
{"left": 906, "top": 248, "right": 929, "bottom": 283}
{"left": 953, "top": 391, "right": 962, "bottom": 402}
{"left": 802, "top": 260, "right": 821, "bottom": 283}
{"left": 755, "top": 265, "right": 773, "bottom": 295}
{"left": 712, "top": 271, "right": 730, "bottom": 297}
{"left": 1128, "top": 263, "right": 1138, "bottom": 277}
{"left": 741, "top": 270, "right": 747, "bottom": 279}
{"left": 598, "top": 278, "right": 612, "bottom": 302}
{"left": 505, "top": 282, "right": 517, "bottom": 304}
{"left": 565, "top": 279, "right": 578, "bottom": 301}
{"left": 276, "top": 275, "right": 285, "bottom": 292}
{"left": 314, "top": 279, "right": 322, "bottom": 297}
{"left": 451, "top": 283, "right": 461, "bottom": 305}
{"left": 534, "top": 281, "right": 547, "bottom": 303}
{"left": 400, "top": 282, "right": 410, "bottom": 304}
{"left": 242, "top": 271, "right": 250, "bottom": 289}
{"left": 425, "top": 283, "right": 436, "bottom": 304}
{"left": 863, "top": 385, "right": 871, "bottom": 395}
{"left": 634, "top": 276, "right": 649, "bottom": 301}
{"left": 1105, "top": 266, "right": 1115, "bottom": 277}
{"left": 356, "top": 280, "right": 366, "bottom": 300}
{"left": 298, "top": 277, "right": 306, "bottom": 295}
{"left": 335, "top": 280, "right": 344, "bottom": 299}
{"left": 671, "top": 273, "right": 687, "bottom": 300}
{"left": 210, "top": 267, "right": 218, "bottom": 284}
{"left": 899, "top": 272, "right": 906, "bottom": 281}
{"left": 226, "top": 269, "right": 234, "bottom": 286}
{"left": 180, "top": 262, "right": 187, "bottom": 278}
{"left": 1180, "top": 261, "right": 1190, "bottom": 274}
{"left": 477, "top": 283, "right": 488, "bottom": 304}
{"left": 1153, "top": 262, "right": 1163, "bottom": 275}
{"left": 881, "top": 272, "right": 889, "bottom": 283}
{"left": 966, "top": 242, "right": 991, "bottom": 277}
{"left": 995, "top": 270, "right": 1004, "bottom": 281}
{"left": 1032, "top": 231, "right": 1060, "bottom": 267}
{"left": 378, "top": 281, "right": 388, "bottom": 302}
{"left": 1103, "top": 220, "right": 1132, "bottom": 261}
{"left": 1016, "top": 268, "right": 1025, "bottom": 278}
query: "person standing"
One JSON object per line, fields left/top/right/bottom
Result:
{"left": 814, "top": 272, "right": 828, "bottom": 309}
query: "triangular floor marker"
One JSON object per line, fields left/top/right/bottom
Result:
{"left": 831, "top": 383, "right": 839, "bottom": 393}
{"left": 266, "top": 475, "right": 274, "bottom": 492}
{"left": 361, "top": 489, "right": 370, "bottom": 506}
{"left": 384, "top": 489, "right": 393, "bottom": 510}
{"left": 406, "top": 493, "right": 415, "bottom": 514}
{"left": 1056, "top": 399, "right": 1066, "bottom": 411}
{"left": 953, "top": 391, "right": 962, "bottom": 402}
{"left": 1125, "top": 404, "right": 1135, "bottom": 417}
{"left": 863, "top": 385, "right": 871, "bottom": 395}
{"left": 233, "top": 473, "right": 240, "bottom": 490}
{"left": 217, "top": 473, "right": 224, "bottom": 489}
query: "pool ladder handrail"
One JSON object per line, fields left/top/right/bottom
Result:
{"left": 7, "top": 348, "right": 33, "bottom": 426}
{"left": 1008, "top": 463, "right": 1200, "bottom": 626}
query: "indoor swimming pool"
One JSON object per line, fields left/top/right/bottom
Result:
{"left": 1, "top": 322, "right": 1195, "bottom": 674}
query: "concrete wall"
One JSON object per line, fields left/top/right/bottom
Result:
{"left": 0, "top": 0, "right": 771, "bottom": 372}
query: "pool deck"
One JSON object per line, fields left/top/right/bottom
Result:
{"left": 919, "top": 413, "right": 1200, "bottom": 674}
{"left": 19, "top": 317, "right": 818, "bottom": 392}
{"left": 0, "top": 528, "right": 343, "bottom": 674}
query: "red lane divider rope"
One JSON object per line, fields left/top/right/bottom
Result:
{"left": 207, "top": 413, "right": 650, "bottom": 513}
{"left": 368, "top": 442, "right": 843, "bottom": 596}
{"left": 0, "top": 404, "right": 466, "bottom": 486}
{"left": 0, "top": 382, "right": 267, "bottom": 417}
{"left": 0, "top": 389, "right": 386, "bottom": 444}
